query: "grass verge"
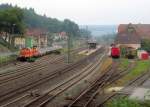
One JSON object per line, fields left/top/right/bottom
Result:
{"left": 118, "top": 58, "right": 130, "bottom": 70}
{"left": 106, "top": 97, "right": 150, "bottom": 107}
{"left": 116, "top": 60, "right": 150, "bottom": 86}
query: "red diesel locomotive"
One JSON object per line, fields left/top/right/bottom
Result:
{"left": 111, "top": 47, "right": 120, "bottom": 58}
{"left": 17, "top": 47, "right": 40, "bottom": 61}
{"left": 17, "top": 46, "right": 62, "bottom": 62}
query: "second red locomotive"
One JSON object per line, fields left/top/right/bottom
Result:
{"left": 111, "top": 46, "right": 120, "bottom": 58}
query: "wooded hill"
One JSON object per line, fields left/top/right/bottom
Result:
{"left": 0, "top": 4, "right": 80, "bottom": 36}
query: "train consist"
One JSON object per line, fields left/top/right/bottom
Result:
{"left": 17, "top": 47, "right": 61, "bottom": 62}
{"left": 110, "top": 45, "right": 136, "bottom": 59}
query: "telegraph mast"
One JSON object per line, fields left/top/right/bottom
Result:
{"left": 67, "top": 32, "right": 71, "bottom": 63}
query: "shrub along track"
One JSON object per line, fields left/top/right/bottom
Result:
{"left": 0, "top": 47, "right": 105, "bottom": 107}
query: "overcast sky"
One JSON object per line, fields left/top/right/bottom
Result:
{"left": 0, "top": 0, "right": 150, "bottom": 25}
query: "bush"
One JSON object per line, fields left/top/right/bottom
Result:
{"left": 106, "top": 97, "right": 141, "bottom": 107}
{"left": 141, "top": 39, "right": 150, "bottom": 52}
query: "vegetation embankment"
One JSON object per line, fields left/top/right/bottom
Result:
{"left": 116, "top": 60, "right": 150, "bottom": 86}
{"left": 117, "top": 58, "right": 130, "bottom": 71}
{"left": 106, "top": 97, "right": 150, "bottom": 107}
{"left": 0, "top": 55, "right": 17, "bottom": 64}
{"left": 100, "top": 57, "right": 112, "bottom": 73}
{"left": 0, "top": 44, "right": 10, "bottom": 53}
{"left": 106, "top": 59, "right": 150, "bottom": 107}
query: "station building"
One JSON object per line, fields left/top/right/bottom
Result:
{"left": 88, "top": 41, "right": 97, "bottom": 49}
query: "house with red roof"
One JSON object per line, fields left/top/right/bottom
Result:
{"left": 116, "top": 24, "right": 150, "bottom": 49}
{"left": 25, "top": 28, "right": 48, "bottom": 48}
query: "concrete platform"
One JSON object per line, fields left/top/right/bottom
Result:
{"left": 78, "top": 46, "right": 101, "bottom": 56}
{"left": 128, "top": 78, "right": 150, "bottom": 100}
{"left": 130, "top": 88, "right": 150, "bottom": 101}
{"left": 142, "top": 79, "right": 150, "bottom": 88}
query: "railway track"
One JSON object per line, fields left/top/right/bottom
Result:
{"left": 0, "top": 55, "right": 62, "bottom": 77}
{"left": 67, "top": 62, "right": 118, "bottom": 107}
{"left": 0, "top": 48, "right": 85, "bottom": 102}
{"left": 1, "top": 63, "right": 95, "bottom": 107}
{"left": 96, "top": 72, "right": 150, "bottom": 107}
{"left": 95, "top": 63, "right": 150, "bottom": 107}
{"left": 0, "top": 47, "right": 105, "bottom": 106}
{"left": 0, "top": 47, "right": 85, "bottom": 83}
{"left": 0, "top": 55, "right": 64, "bottom": 84}
{"left": 20, "top": 52, "right": 106, "bottom": 107}
{"left": 0, "top": 47, "right": 84, "bottom": 78}
{"left": 66, "top": 59, "right": 137, "bottom": 107}
{"left": 0, "top": 55, "right": 65, "bottom": 104}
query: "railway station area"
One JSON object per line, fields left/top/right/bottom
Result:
{"left": 1, "top": 0, "right": 150, "bottom": 107}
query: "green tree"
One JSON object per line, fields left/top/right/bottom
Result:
{"left": 0, "top": 4, "right": 80, "bottom": 37}
{"left": 0, "top": 7, "right": 25, "bottom": 34}
{"left": 63, "top": 19, "right": 80, "bottom": 36}
{"left": 141, "top": 39, "right": 150, "bottom": 52}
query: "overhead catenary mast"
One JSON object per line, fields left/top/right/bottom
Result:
{"left": 86, "top": 25, "right": 89, "bottom": 49}
{"left": 67, "top": 32, "right": 71, "bottom": 63}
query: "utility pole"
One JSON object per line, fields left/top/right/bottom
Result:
{"left": 86, "top": 25, "right": 89, "bottom": 49}
{"left": 67, "top": 32, "right": 71, "bottom": 63}
{"left": 11, "top": 24, "right": 16, "bottom": 46}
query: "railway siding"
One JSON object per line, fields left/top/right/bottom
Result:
{"left": 24, "top": 51, "right": 106, "bottom": 107}
{"left": 63, "top": 57, "right": 139, "bottom": 107}
{"left": 94, "top": 59, "right": 150, "bottom": 107}
{"left": 45, "top": 56, "right": 112, "bottom": 107}
{"left": 0, "top": 47, "right": 105, "bottom": 106}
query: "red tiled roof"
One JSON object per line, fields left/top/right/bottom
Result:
{"left": 26, "top": 28, "right": 48, "bottom": 37}
{"left": 116, "top": 33, "right": 141, "bottom": 44}
{"left": 118, "top": 24, "right": 150, "bottom": 39}
{"left": 59, "top": 32, "right": 67, "bottom": 36}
